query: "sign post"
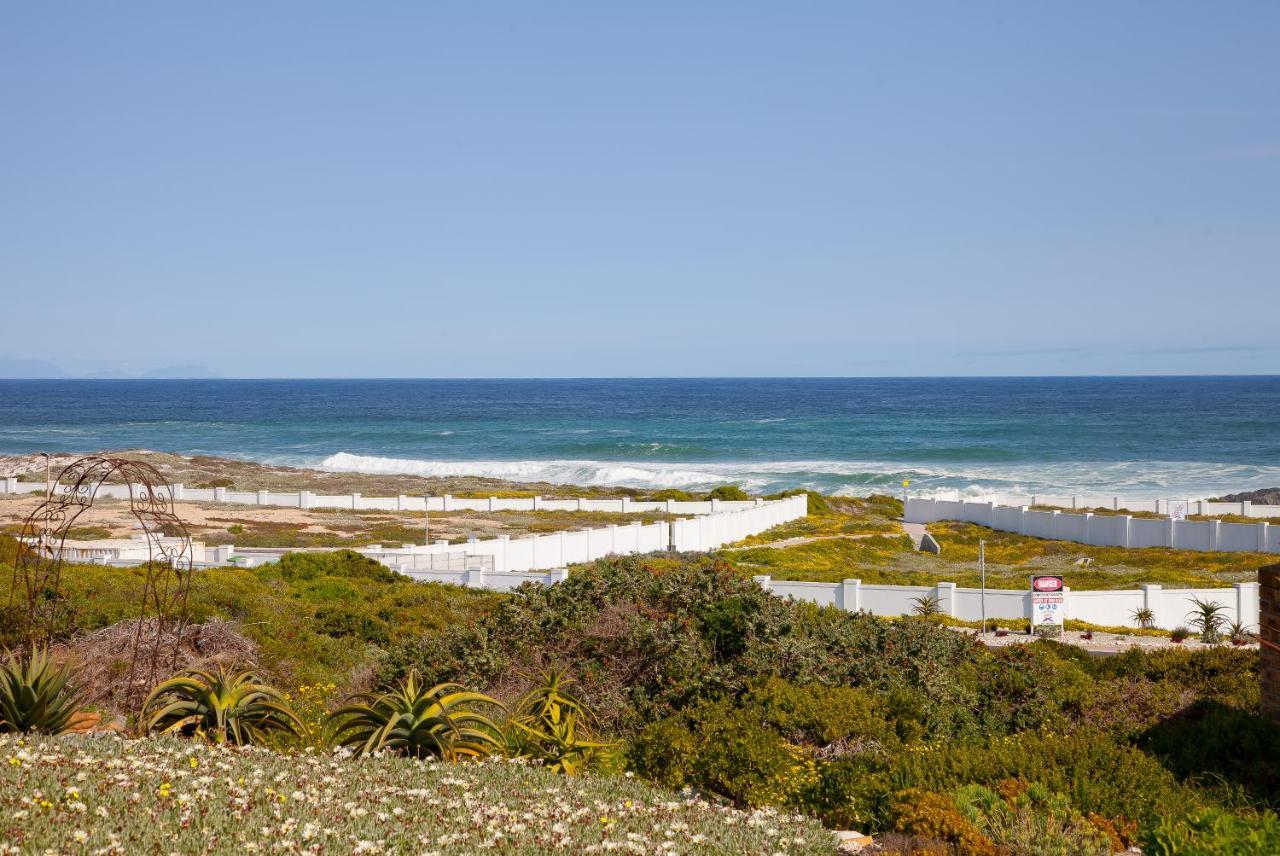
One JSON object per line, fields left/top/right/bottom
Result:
{"left": 901, "top": 479, "right": 910, "bottom": 507}
{"left": 1030, "top": 575, "right": 1065, "bottom": 635}
{"left": 979, "top": 539, "right": 987, "bottom": 636}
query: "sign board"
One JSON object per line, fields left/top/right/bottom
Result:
{"left": 1167, "top": 500, "right": 1189, "bottom": 521}
{"left": 1030, "top": 575, "right": 1065, "bottom": 629}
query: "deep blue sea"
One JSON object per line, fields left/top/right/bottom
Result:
{"left": 1, "top": 378, "right": 1278, "bottom": 498}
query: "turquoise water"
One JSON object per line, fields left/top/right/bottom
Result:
{"left": 1, "top": 377, "right": 1277, "bottom": 497}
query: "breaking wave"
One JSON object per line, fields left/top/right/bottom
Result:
{"left": 317, "top": 452, "right": 1280, "bottom": 498}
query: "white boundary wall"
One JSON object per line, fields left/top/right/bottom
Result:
{"left": 369, "top": 494, "right": 807, "bottom": 572}
{"left": 755, "top": 575, "right": 1262, "bottom": 631}
{"left": 11, "top": 476, "right": 809, "bottom": 576}
{"left": 905, "top": 497, "right": 1280, "bottom": 555}
{"left": 0, "top": 477, "right": 762, "bottom": 516}
{"left": 918, "top": 489, "right": 1279, "bottom": 519}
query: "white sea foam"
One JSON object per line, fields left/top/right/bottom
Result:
{"left": 317, "top": 451, "right": 1280, "bottom": 498}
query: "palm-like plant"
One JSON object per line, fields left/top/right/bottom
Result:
{"left": 329, "top": 670, "right": 503, "bottom": 760}
{"left": 1227, "top": 619, "right": 1256, "bottom": 646}
{"left": 0, "top": 648, "right": 84, "bottom": 735}
{"left": 1130, "top": 607, "right": 1156, "bottom": 630}
{"left": 910, "top": 594, "right": 942, "bottom": 618}
{"left": 505, "top": 669, "right": 612, "bottom": 775}
{"left": 1185, "top": 597, "right": 1227, "bottom": 643}
{"left": 142, "top": 666, "right": 306, "bottom": 745}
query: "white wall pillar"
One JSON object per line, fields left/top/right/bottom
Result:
{"left": 397, "top": 494, "right": 407, "bottom": 511}
{"left": 172, "top": 483, "right": 184, "bottom": 501}
{"left": 545, "top": 568, "right": 569, "bottom": 585}
{"left": 442, "top": 494, "right": 453, "bottom": 512}
{"left": 1208, "top": 519, "right": 1220, "bottom": 551}
{"left": 300, "top": 490, "right": 314, "bottom": 509}
{"left": 665, "top": 498, "right": 676, "bottom": 513}
{"left": 498, "top": 535, "right": 510, "bottom": 572}
{"left": 840, "top": 578, "right": 861, "bottom": 612}
{"left": 1120, "top": 515, "right": 1132, "bottom": 548}
{"left": 1237, "top": 582, "right": 1261, "bottom": 628}
{"left": 1018, "top": 506, "right": 1028, "bottom": 535}
{"left": 621, "top": 496, "right": 631, "bottom": 513}
{"left": 257, "top": 489, "right": 269, "bottom": 506}
{"left": 1082, "top": 512, "right": 1094, "bottom": 544}
{"left": 753, "top": 574, "right": 772, "bottom": 591}
{"left": 533, "top": 495, "right": 542, "bottom": 511}
{"left": 1141, "top": 584, "right": 1162, "bottom": 627}
{"left": 1166, "top": 516, "right": 1176, "bottom": 548}
{"left": 213, "top": 487, "right": 226, "bottom": 503}
{"left": 936, "top": 582, "right": 957, "bottom": 617}
{"left": 1259, "top": 522, "right": 1270, "bottom": 553}
{"left": 1243, "top": 500, "right": 1252, "bottom": 517}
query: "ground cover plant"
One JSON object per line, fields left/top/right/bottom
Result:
{"left": 0, "top": 734, "right": 834, "bottom": 854}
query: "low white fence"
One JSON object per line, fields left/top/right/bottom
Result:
{"left": 905, "top": 497, "right": 1280, "bottom": 554}
{"left": 367, "top": 494, "right": 808, "bottom": 572}
{"left": 756, "top": 575, "right": 1262, "bottom": 631}
{"left": 0, "top": 477, "right": 759, "bottom": 516}
{"left": 920, "top": 490, "right": 1279, "bottom": 519}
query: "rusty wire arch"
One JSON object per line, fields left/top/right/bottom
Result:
{"left": 8, "top": 455, "right": 194, "bottom": 692}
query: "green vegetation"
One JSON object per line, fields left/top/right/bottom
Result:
{"left": 142, "top": 666, "right": 307, "bottom": 745}
{"left": 723, "top": 507, "right": 1268, "bottom": 590}
{"left": 380, "top": 554, "right": 1274, "bottom": 848}
{"left": 0, "top": 539, "right": 502, "bottom": 688}
{"left": 330, "top": 670, "right": 504, "bottom": 760}
{"left": 0, "top": 735, "right": 834, "bottom": 854}
{"left": 0, "top": 648, "right": 83, "bottom": 735}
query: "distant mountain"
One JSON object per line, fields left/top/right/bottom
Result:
{"left": 0, "top": 358, "right": 68, "bottom": 378}
{"left": 0, "top": 358, "right": 219, "bottom": 379}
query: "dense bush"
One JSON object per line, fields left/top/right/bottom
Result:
{"left": 1141, "top": 808, "right": 1280, "bottom": 856}
{"left": 382, "top": 554, "right": 982, "bottom": 736}
{"left": 706, "top": 484, "right": 751, "bottom": 502}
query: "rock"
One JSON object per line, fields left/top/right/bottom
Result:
{"left": 836, "top": 830, "right": 873, "bottom": 852}
{"left": 1212, "top": 488, "right": 1280, "bottom": 505}
{"left": 64, "top": 711, "right": 101, "bottom": 734}
{"left": 918, "top": 533, "right": 941, "bottom": 554}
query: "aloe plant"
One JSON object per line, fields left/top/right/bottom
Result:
{"left": 910, "top": 594, "right": 942, "bottom": 618}
{"left": 141, "top": 666, "right": 306, "bottom": 745}
{"left": 1130, "top": 607, "right": 1156, "bottom": 629}
{"left": 1185, "top": 597, "right": 1227, "bottom": 643}
{"left": 1227, "top": 619, "right": 1256, "bottom": 646}
{"left": 329, "top": 670, "right": 503, "bottom": 760}
{"left": 505, "top": 669, "right": 613, "bottom": 775}
{"left": 0, "top": 648, "right": 84, "bottom": 735}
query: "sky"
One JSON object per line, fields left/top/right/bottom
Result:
{"left": 1, "top": 2, "right": 1278, "bottom": 378}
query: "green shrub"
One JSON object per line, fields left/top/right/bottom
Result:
{"left": 645, "top": 489, "right": 698, "bottom": 502}
{"left": 629, "top": 699, "right": 807, "bottom": 809}
{"left": 952, "top": 782, "right": 1112, "bottom": 856}
{"left": 1142, "top": 808, "right": 1280, "bottom": 856}
{"left": 883, "top": 729, "right": 1199, "bottom": 830}
{"left": 706, "top": 484, "right": 751, "bottom": 502}
{"left": 1140, "top": 701, "right": 1280, "bottom": 809}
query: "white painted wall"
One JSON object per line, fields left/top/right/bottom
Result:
{"left": 905, "top": 497, "right": 1278, "bottom": 555}
{"left": 916, "top": 489, "right": 1280, "bottom": 519}
{"left": 756, "top": 575, "right": 1261, "bottom": 631}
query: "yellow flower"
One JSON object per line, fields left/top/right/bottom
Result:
{"left": 189, "top": 757, "right": 199, "bottom": 769}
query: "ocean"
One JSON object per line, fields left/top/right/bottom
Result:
{"left": 0, "top": 377, "right": 1277, "bottom": 498}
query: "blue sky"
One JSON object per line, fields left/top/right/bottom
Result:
{"left": 2, "top": 2, "right": 1277, "bottom": 377}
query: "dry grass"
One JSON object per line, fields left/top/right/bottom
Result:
{"left": 60, "top": 618, "right": 258, "bottom": 715}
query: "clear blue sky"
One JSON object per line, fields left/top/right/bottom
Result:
{"left": 2, "top": 2, "right": 1277, "bottom": 377}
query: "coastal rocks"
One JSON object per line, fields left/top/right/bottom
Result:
{"left": 1214, "top": 488, "right": 1280, "bottom": 505}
